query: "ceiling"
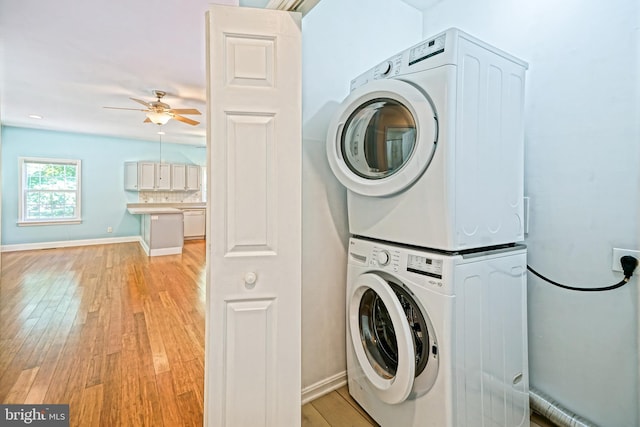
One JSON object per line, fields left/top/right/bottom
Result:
{"left": 0, "top": 0, "right": 425, "bottom": 147}
{"left": 0, "top": 0, "right": 272, "bottom": 146}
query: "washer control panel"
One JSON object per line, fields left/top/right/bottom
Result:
{"left": 407, "top": 254, "right": 443, "bottom": 280}
{"left": 370, "top": 246, "right": 401, "bottom": 272}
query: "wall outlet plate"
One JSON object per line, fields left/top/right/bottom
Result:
{"left": 612, "top": 248, "right": 640, "bottom": 272}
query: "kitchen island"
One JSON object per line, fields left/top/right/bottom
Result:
{"left": 127, "top": 207, "right": 184, "bottom": 256}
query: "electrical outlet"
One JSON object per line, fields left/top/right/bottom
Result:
{"left": 612, "top": 248, "right": 640, "bottom": 272}
{"left": 107, "top": 226, "right": 113, "bottom": 233}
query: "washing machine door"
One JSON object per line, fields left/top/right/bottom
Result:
{"left": 326, "top": 79, "right": 438, "bottom": 197}
{"left": 348, "top": 273, "right": 416, "bottom": 404}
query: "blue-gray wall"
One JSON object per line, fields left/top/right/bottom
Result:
{"left": 1, "top": 126, "right": 206, "bottom": 246}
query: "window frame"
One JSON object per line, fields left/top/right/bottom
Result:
{"left": 18, "top": 157, "right": 83, "bottom": 226}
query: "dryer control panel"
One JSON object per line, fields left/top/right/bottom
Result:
{"left": 408, "top": 34, "right": 446, "bottom": 66}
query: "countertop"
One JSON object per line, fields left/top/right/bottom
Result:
{"left": 127, "top": 202, "right": 206, "bottom": 209}
{"left": 127, "top": 207, "right": 184, "bottom": 215}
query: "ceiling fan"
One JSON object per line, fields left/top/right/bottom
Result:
{"left": 104, "top": 90, "right": 201, "bottom": 126}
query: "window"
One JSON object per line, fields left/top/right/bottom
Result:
{"left": 19, "top": 157, "right": 82, "bottom": 225}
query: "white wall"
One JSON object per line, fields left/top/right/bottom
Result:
{"left": 300, "top": 0, "right": 423, "bottom": 391}
{"left": 419, "top": 1, "right": 639, "bottom": 425}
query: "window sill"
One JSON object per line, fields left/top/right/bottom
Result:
{"left": 18, "top": 219, "right": 82, "bottom": 227}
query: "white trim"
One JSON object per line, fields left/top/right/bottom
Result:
{"left": 18, "top": 219, "right": 82, "bottom": 227}
{"left": 137, "top": 236, "right": 183, "bottom": 257}
{"left": 1, "top": 236, "right": 142, "bottom": 253}
{"left": 148, "top": 246, "right": 183, "bottom": 257}
{"left": 18, "top": 157, "right": 82, "bottom": 223}
{"left": 139, "top": 237, "right": 151, "bottom": 256}
{"left": 301, "top": 371, "right": 348, "bottom": 405}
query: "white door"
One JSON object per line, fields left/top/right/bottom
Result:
{"left": 206, "top": 5, "right": 301, "bottom": 427}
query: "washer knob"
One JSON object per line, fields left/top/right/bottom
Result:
{"left": 376, "top": 250, "right": 390, "bottom": 266}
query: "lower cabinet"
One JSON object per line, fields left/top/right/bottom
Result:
{"left": 183, "top": 209, "right": 206, "bottom": 239}
{"left": 140, "top": 212, "right": 184, "bottom": 256}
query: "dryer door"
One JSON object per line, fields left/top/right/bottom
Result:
{"left": 326, "top": 79, "right": 438, "bottom": 197}
{"left": 348, "top": 273, "right": 416, "bottom": 404}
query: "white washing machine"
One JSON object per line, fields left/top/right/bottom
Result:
{"left": 346, "top": 237, "right": 529, "bottom": 426}
{"left": 326, "top": 28, "right": 528, "bottom": 251}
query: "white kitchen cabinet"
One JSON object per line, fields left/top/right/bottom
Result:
{"left": 124, "top": 161, "right": 172, "bottom": 191}
{"left": 183, "top": 209, "right": 206, "bottom": 239}
{"left": 125, "top": 161, "right": 155, "bottom": 190}
{"left": 171, "top": 164, "right": 187, "bottom": 190}
{"left": 186, "top": 165, "right": 201, "bottom": 191}
{"left": 156, "top": 163, "right": 171, "bottom": 190}
{"left": 138, "top": 162, "right": 156, "bottom": 190}
{"left": 124, "top": 162, "right": 140, "bottom": 190}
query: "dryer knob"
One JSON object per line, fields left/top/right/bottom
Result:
{"left": 380, "top": 61, "right": 392, "bottom": 76}
{"left": 377, "top": 250, "right": 390, "bottom": 266}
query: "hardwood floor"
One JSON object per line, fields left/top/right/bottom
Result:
{"left": 1, "top": 241, "right": 557, "bottom": 427}
{"left": 0, "top": 241, "right": 206, "bottom": 426}
{"left": 302, "top": 387, "right": 557, "bottom": 427}
{"left": 303, "top": 386, "right": 378, "bottom": 426}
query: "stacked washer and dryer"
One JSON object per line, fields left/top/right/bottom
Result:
{"left": 326, "top": 29, "right": 530, "bottom": 427}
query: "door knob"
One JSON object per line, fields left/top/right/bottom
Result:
{"left": 244, "top": 272, "right": 257, "bottom": 286}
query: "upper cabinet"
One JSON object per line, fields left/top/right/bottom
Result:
{"left": 186, "top": 164, "right": 201, "bottom": 191}
{"left": 171, "top": 164, "right": 187, "bottom": 190}
{"left": 125, "top": 161, "right": 201, "bottom": 192}
{"left": 156, "top": 163, "right": 171, "bottom": 190}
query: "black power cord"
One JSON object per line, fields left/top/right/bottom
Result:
{"left": 527, "top": 255, "right": 639, "bottom": 292}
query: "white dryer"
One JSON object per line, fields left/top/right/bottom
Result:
{"left": 346, "top": 237, "right": 529, "bottom": 427}
{"left": 327, "top": 28, "right": 528, "bottom": 251}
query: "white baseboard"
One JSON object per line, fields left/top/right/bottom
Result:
{"left": 149, "top": 246, "right": 183, "bottom": 256}
{"left": 301, "top": 371, "right": 347, "bottom": 405}
{"left": 139, "top": 238, "right": 151, "bottom": 256}
{"left": 1, "top": 236, "right": 142, "bottom": 252}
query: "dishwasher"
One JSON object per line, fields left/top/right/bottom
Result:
{"left": 182, "top": 209, "right": 206, "bottom": 239}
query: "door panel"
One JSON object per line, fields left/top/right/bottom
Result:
{"left": 206, "top": 6, "right": 301, "bottom": 427}
{"left": 225, "top": 113, "right": 276, "bottom": 255}
{"left": 223, "top": 299, "right": 277, "bottom": 426}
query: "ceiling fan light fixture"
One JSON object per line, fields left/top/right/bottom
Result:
{"left": 146, "top": 111, "right": 171, "bottom": 125}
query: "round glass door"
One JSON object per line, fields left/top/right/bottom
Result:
{"left": 348, "top": 273, "right": 416, "bottom": 404}
{"left": 359, "top": 281, "right": 430, "bottom": 382}
{"left": 341, "top": 98, "right": 417, "bottom": 180}
{"left": 326, "top": 79, "right": 437, "bottom": 197}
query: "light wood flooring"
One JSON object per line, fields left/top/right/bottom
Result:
{"left": 1, "top": 241, "right": 557, "bottom": 427}
{"left": 0, "top": 241, "right": 206, "bottom": 426}
{"left": 301, "top": 386, "right": 556, "bottom": 427}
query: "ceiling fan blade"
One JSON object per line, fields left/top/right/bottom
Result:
{"left": 169, "top": 108, "right": 201, "bottom": 115}
{"left": 130, "top": 97, "right": 152, "bottom": 108}
{"left": 104, "top": 106, "right": 148, "bottom": 111}
{"left": 172, "top": 114, "right": 200, "bottom": 126}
